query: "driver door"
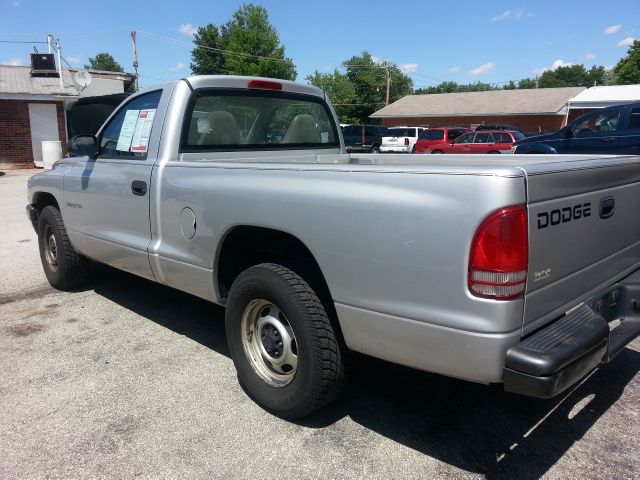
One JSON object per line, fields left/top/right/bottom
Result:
{"left": 568, "top": 109, "right": 621, "bottom": 154}
{"left": 63, "top": 89, "right": 164, "bottom": 280}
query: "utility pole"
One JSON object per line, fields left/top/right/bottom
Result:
{"left": 131, "top": 30, "right": 139, "bottom": 91}
{"left": 385, "top": 64, "right": 391, "bottom": 106}
{"left": 55, "top": 38, "right": 63, "bottom": 87}
{"left": 47, "top": 34, "right": 52, "bottom": 53}
{"left": 535, "top": 75, "right": 539, "bottom": 89}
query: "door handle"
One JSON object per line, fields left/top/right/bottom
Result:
{"left": 131, "top": 180, "right": 147, "bottom": 196}
{"left": 599, "top": 196, "right": 615, "bottom": 219}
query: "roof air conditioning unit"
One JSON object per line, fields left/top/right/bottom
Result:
{"left": 31, "top": 53, "right": 56, "bottom": 70}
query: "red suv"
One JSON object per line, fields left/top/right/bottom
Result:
{"left": 428, "top": 130, "right": 525, "bottom": 154}
{"left": 414, "top": 127, "right": 470, "bottom": 153}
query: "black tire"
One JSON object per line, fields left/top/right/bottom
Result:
{"left": 37, "top": 206, "right": 89, "bottom": 290}
{"left": 225, "top": 263, "right": 348, "bottom": 419}
{"left": 411, "top": 145, "right": 416, "bottom": 153}
{"left": 488, "top": 150, "right": 500, "bottom": 154}
{"left": 431, "top": 150, "right": 444, "bottom": 154}
{"left": 371, "top": 145, "right": 380, "bottom": 154}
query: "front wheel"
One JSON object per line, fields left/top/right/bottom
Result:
{"left": 431, "top": 150, "right": 444, "bottom": 154}
{"left": 225, "top": 263, "right": 348, "bottom": 419}
{"left": 37, "top": 206, "right": 89, "bottom": 290}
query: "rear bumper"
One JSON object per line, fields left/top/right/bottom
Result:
{"left": 380, "top": 146, "right": 410, "bottom": 153}
{"left": 504, "top": 271, "right": 640, "bottom": 398}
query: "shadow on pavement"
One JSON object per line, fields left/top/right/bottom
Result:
{"left": 91, "top": 263, "right": 639, "bottom": 479}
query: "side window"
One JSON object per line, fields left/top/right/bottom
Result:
{"left": 494, "top": 133, "right": 511, "bottom": 143}
{"left": 627, "top": 108, "right": 640, "bottom": 130}
{"left": 474, "top": 132, "right": 493, "bottom": 143}
{"left": 455, "top": 132, "right": 474, "bottom": 144}
{"left": 447, "top": 129, "right": 465, "bottom": 140}
{"left": 99, "top": 90, "right": 162, "bottom": 159}
{"left": 574, "top": 110, "right": 621, "bottom": 136}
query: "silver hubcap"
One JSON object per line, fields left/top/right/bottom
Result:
{"left": 241, "top": 299, "right": 298, "bottom": 387}
{"left": 43, "top": 225, "right": 58, "bottom": 273}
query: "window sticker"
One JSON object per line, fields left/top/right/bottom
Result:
{"left": 130, "top": 109, "right": 156, "bottom": 153}
{"left": 116, "top": 109, "right": 140, "bottom": 151}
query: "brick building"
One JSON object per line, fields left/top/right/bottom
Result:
{"left": 0, "top": 65, "right": 78, "bottom": 169}
{"left": 370, "top": 87, "right": 586, "bottom": 135}
{"left": 0, "top": 61, "right": 135, "bottom": 170}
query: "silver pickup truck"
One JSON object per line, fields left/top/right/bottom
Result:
{"left": 27, "top": 76, "right": 640, "bottom": 419}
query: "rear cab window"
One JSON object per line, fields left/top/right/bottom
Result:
{"left": 182, "top": 90, "right": 338, "bottom": 151}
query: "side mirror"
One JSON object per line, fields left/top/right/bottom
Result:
{"left": 562, "top": 126, "right": 572, "bottom": 138}
{"left": 68, "top": 135, "right": 98, "bottom": 157}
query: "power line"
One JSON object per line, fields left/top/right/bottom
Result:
{"left": 0, "top": 40, "right": 48, "bottom": 44}
{"left": 136, "top": 30, "right": 293, "bottom": 65}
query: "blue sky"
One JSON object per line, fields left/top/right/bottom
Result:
{"left": 1, "top": 0, "right": 638, "bottom": 89}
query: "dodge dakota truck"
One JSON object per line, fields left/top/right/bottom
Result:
{"left": 27, "top": 76, "right": 640, "bottom": 419}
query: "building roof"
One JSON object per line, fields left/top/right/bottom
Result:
{"left": 370, "top": 86, "right": 586, "bottom": 118}
{"left": 568, "top": 84, "right": 640, "bottom": 109}
{"left": 0, "top": 65, "right": 135, "bottom": 100}
{"left": 0, "top": 65, "right": 78, "bottom": 97}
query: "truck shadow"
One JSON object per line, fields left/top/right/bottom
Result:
{"left": 91, "top": 263, "right": 639, "bottom": 480}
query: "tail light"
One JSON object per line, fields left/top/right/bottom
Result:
{"left": 248, "top": 80, "right": 283, "bottom": 91}
{"left": 468, "top": 205, "right": 528, "bottom": 300}
{"left": 404, "top": 137, "right": 409, "bottom": 146}
{"left": 362, "top": 134, "right": 366, "bottom": 145}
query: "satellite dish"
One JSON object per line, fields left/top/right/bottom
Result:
{"left": 73, "top": 70, "right": 93, "bottom": 88}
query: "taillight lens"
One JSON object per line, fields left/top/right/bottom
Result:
{"left": 404, "top": 137, "right": 409, "bottom": 146}
{"left": 248, "top": 80, "right": 283, "bottom": 91}
{"left": 468, "top": 205, "right": 528, "bottom": 300}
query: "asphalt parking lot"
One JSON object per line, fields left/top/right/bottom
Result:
{"left": 0, "top": 168, "right": 638, "bottom": 480}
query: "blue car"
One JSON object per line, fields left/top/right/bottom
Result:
{"left": 513, "top": 102, "right": 640, "bottom": 155}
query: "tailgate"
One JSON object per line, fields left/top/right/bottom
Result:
{"left": 523, "top": 156, "right": 640, "bottom": 334}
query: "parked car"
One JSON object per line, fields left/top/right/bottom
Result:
{"left": 27, "top": 76, "right": 640, "bottom": 419}
{"left": 341, "top": 124, "right": 387, "bottom": 153}
{"left": 429, "top": 130, "right": 525, "bottom": 154}
{"left": 380, "top": 126, "right": 425, "bottom": 153}
{"left": 475, "top": 124, "right": 524, "bottom": 134}
{"left": 414, "top": 127, "right": 470, "bottom": 153}
{"left": 513, "top": 103, "right": 640, "bottom": 155}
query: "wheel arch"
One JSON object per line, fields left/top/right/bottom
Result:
{"left": 216, "top": 226, "right": 335, "bottom": 312}
{"left": 32, "top": 191, "right": 60, "bottom": 212}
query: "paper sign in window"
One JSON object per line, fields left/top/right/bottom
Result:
{"left": 130, "top": 109, "right": 156, "bottom": 153}
{"left": 116, "top": 109, "right": 140, "bottom": 151}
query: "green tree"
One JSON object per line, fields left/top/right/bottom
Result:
{"left": 306, "top": 69, "right": 358, "bottom": 123}
{"left": 307, "top": 52, "right": 413, "bottom": 124}
{"left": 518, "top": 78, "right": 537, "bottom": 89}
{"left": 537, "top": 64, "right": 606, "bottom": 88}
{"left": 614, "top": 40, "right": 640, "bottom": 84}
{"left": 190, "top": 3, "right": 296, "bottom": 80}
{"left": 190, "top": 24, "right": 225, "bottom": 75}
{"left": 85, "top": 53, "right": 123, "bottom": 72}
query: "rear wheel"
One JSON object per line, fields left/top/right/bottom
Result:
{"left": 431, "top": 150, "right": 444, "bottom": 154}
{"left": 488, "top": 150, "right": 500, "bottom": 154}
{"left": 37, "top": 206, "right": 89, "bottom": 290}
{"left": 371, "top": 145, "right": 380, "bottom": 154}
{"left": 225, "top": 263, "right": 348, "bottom": 419}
